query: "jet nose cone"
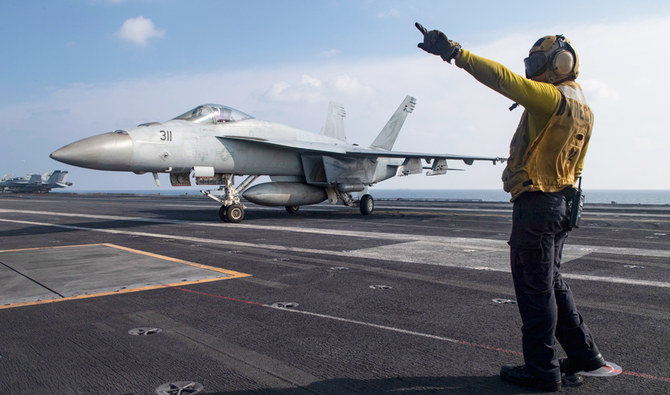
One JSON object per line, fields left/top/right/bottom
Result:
{"left": 50, "top": 131, "right": 133, "bottom": 171}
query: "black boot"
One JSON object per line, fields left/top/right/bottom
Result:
{"left": 500, "top": 364, "right": 561, "bottom": 391}
{"left": 559, "top": 353, "right": 606, "bottom": 375}
{"left": 559, "top": 354, "right": 605, "bottom": 387}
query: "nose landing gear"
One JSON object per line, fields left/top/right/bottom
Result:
{"left": 219, "top": 203, "right": 245, "bottom": 223}
{"left": 202, "top": 174, "right": 258, "bottom": 223}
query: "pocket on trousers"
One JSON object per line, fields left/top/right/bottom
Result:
{"left": 511, "top": 237, "right": 555, "bottom": 295}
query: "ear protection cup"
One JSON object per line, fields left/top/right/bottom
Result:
{"left": 552, "top": 50, "right": 575, "bottom": 75}
{"left": 528, "top": 34, "right": 580, "bottom": 83}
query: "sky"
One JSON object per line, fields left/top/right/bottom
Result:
{"left": 1, "top": 0, "right": 669, "bottom": 192}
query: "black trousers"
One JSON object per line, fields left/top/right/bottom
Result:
{"left": 509, "top": 191, "right": 600, "bottom": 382}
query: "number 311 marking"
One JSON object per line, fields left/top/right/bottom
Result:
{"left": 160, "top": 130, "right": 172, "bottom": 141}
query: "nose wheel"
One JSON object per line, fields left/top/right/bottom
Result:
{"left": 219, "top": 204, "right": 245, "bottom": 223}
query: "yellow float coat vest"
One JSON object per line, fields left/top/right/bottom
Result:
{"left": 502, "top": 82, "right": 593, "bottom": 200}
{"left": 455, "top": 50, "right": 593, "bottom": 201}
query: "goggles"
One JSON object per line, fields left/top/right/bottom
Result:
{"left": 524, "top": 52, "right": 548, "bottom": 78}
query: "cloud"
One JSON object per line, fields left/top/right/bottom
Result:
{"left": 265, "top": 74, "right": 325, "bottom": 103}
{"left": 115, "top": 16, "right": 165, "bottom": 46}
{"left": 377, "top": 8, "right": 400, "bottom": 19}
{"left": 301, "top": 74, "right": 322, "bottom": 88}
{"left": 580, "top": 79, "right": 619, "bottom": 101}
{"left": 332, "top": 73, "right": 375, "bottom": 96}
{"left": 263, "top": 73, "right": 374, "bottom": 104}
{"left": 318, "top": 49, "right": 342, "bottom": 58}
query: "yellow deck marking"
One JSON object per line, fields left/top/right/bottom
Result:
{"left": 0, "top": 243, "right": 251, "bottom": 310}
{"left": 100, "top": 243, "right": 246, "bottom": 275}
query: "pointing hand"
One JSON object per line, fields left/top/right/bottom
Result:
{"left": 416, "top": 22, "right": 461, "bottom": 63}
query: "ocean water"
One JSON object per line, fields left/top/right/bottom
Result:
{"left": 63, "top": 189, "right": 670, "bottom": 205}
{"left": 373, "top": 189, "right": 670, "bottom": 205}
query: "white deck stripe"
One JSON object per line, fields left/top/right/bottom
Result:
{"left": 1, "top": 209, "right": 669, "bottom": 289}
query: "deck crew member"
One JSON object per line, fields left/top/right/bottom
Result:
{"left": 416, "top": 24, "right": 606, "bottom": 392}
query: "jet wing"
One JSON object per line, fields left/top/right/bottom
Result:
{"left": 345, "top": 147, "right": 505, "bottom": 165}
{"left": 344, "top": 148, "right": 505, "bottom": 177}
{"left": 219, "top": 136, "right": 348, "bottom": 154}
{"left": 219, "top": 135, "right": 504, "bottom": 165}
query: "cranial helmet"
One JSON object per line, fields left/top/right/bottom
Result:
{"left": 524, "top": 35, "right": 579, "bottom": 83}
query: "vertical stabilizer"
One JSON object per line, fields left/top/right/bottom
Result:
{"left": 370, "top": 96, "right": 416, "bottom": 150}
{"left": 28, "top": 174, "right": 42, "bottom": 184}
{"left": 46, "top": 171, "right": 61, "bottom": 184}
{"left": 56, "top": 171, "right": 68, "bottom": 184}
{"left": 323, "top": 102, "right": 347, "bottom": 142}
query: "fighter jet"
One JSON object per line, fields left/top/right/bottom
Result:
{"left": 50, "top": 96, "right": 503, "bottom": 222}
{"left": 0, "top": 170, "right": 72, "bottom": 193}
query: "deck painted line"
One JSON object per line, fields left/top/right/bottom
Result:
{"left": 174, "top": 287, "right": 670, "bottom": 384}
{"left": 1, "top": 216, "right": 669, "bottom": 290}
{"left": 0, "top": 243, "right": 250, "bottom": 310}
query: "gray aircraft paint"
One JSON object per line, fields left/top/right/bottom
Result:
{"left": 51, "top": 97, "right": 503, "bottom": 222}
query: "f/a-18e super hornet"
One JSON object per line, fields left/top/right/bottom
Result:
{"left": 0, "top": 170, "right": 71, "bottom": 193}
{"left": 51, "top": 96, "right": 503, "bottom": 222}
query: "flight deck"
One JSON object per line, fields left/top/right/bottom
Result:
{"left": 0, "top": 193, "right": 668, "bottom": 394}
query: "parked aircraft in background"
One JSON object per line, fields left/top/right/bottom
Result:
{"left": 50, "top": 96, "right": 503, "bottom": 222}
{"left": 1, "top": 170, "right": 71, "bottom": 193}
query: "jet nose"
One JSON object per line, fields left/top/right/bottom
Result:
{"left": 50, "top": 131, "right": 133, "bottom": 171}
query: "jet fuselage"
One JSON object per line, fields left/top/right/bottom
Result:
{"left": 51, "top": 119, "right": 393, "bottom": 179}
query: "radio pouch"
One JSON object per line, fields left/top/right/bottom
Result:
{"left": 569, "top": 177, "right": 585, "bottom": 229}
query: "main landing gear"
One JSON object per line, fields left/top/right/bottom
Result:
{"left": 328, "top": 188, "right": 374, "bottom": 216}
{"left": 285, "top": 205, "right": 300, "bottom": 214}
{"left": 359, "top": 194, "right": 374, "bottom": 215}
{"left": 284, "top": 196, "right": 373, "bottom": 216}
{"left": 202, "top": 176, "right": 376, "bottom": 223}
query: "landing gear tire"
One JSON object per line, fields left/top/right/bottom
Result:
{"left": 225, "top": 204, "right": 245, "bottom": 223}
{"left": 218, "top": 205, "right": 229, "bottom": 222}
{"left": 219, "top": 204, "right": 245, "bottom": 223}
{"left": 360, "top": 194, "right": 374, "bottom": 215}
{"left": 285, "top": 205, "right": 300, "bottom": 214}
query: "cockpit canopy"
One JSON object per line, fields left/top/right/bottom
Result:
{"left": 173, "top": 104, "right": 254, "bottom": 124}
